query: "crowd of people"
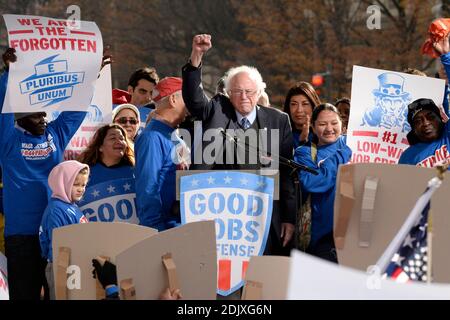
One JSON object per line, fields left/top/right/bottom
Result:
{"left": 0, "top": 25, "right": 449, "bottom": 300}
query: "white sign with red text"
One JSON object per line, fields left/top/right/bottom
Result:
{"left": 0, "top": 252, "right": 8, "bottom": 300}
{"left": 348, "top": 66, "right": 445, "bottom": 164}
{"left": 2, "top": 14, "right": 103, "bottom": 113}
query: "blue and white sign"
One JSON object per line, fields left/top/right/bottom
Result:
{"left": 20, "top": 55, "right": 84, "bottom": 106}
{"left": 79, "top": 178, "right": 138, "bottom": 224}
{"left": 180, "top": 171, "right": 274, "bottom": 296}
{"left": 2, "top": 14, "right": 103, "bottom": 113}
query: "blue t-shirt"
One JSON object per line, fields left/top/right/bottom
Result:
{"left": 399, "top": 121, "right": 450, "bottom": 167}
{"left": 88, "top": 162, "right": 135, "bottom": 186}
{"left": 398, "top": 53, "right": 450, "bottom": 168}
{"left": 39, "top": 198, "right": 87, "bottom": 262}
{"left": 0, "top": 72, "right": 86, "bottom": 236}
{"left": 294, "top": 136, "right": 352, "bottom": 247}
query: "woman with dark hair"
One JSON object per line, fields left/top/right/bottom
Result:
{"left": 283, "top": 82, "right": 321, "bottom": 148}
{"left": 77, "top": 124, "right": 137, "bottom": 223}
{"left": 294, "top": 103, "right": 352, "bottom": 263}
{"left": 78, "top": 124, "right": 135, "bottom": 185}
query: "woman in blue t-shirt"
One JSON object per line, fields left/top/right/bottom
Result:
{"left": 77, "top": 124, "right": 137, "bottom": 223}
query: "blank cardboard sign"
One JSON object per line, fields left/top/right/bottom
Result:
{"left": 242, "top": 256, "right": 290, "bottom": 300}
{"left": 53, "top": 222, "right": 157, "bottom": 300}
{"left": 116, "top": 221, "right": 217, "bottom": 300}
{"left": 287, "top": 250, "right": 450, "bottom": 300}
{"left": 334, "top": 163, "right": 450, "bottom": 282}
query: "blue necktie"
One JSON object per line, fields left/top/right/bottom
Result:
{"left": 241, "top": 117, "right": 250, "bottom": 130}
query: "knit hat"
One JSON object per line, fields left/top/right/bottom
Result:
{"left": 407, "top": 98, "right": 441, "bottom": 126}
{"left": 14, "top": 112, "right": 35, "bottom": 120}
{"left": 112, "top": 103, "right": 140, "bottom": 122}
{"left": 406, "top": 98, "right": 443, "bottom": 145}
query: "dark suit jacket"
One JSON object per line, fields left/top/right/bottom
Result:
{"left": 182, "top": 63, "right": 296, "bottom": 252}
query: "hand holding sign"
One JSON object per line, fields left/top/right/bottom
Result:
{"left": 2, "top": 47, "right": 17, "bottom": 70}
{"left": 433, "top": 34, "right": 450, "bottom": 56}
{"left": 100, "top": 45, "right": 113, "bottom": 72}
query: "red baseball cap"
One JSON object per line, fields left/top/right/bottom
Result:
{"left": 112, "top": 88, "right": 131, "bottom": 105}
{"left": 152, "top": 77, "right": 183, "bottom": 102}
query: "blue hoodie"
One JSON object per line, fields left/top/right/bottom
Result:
{"left": 39, "top": 160, "right": 89, "bottom": 262}
{"left": 135, "top": 118, "right": 181, "bottom": 231}
{"left": 0, "top": 71, "right": 87, "bottom": 236}
{"left": 294, "top": 136, "right": 352, "bottom": 247}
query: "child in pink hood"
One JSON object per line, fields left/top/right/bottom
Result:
{"left": 39, "top": 160, "right": 89, "bottom": 299}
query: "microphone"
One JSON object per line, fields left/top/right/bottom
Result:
{"left": 217, "top": 127, "right": 318, "bottom": 175}
{"left": 218, "top": 128, "right": 238, "bottom": 143}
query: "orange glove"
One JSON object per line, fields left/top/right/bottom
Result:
{"left": 421, "top": 18, "right": 450, "bottom": 58}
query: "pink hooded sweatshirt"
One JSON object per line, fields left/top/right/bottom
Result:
{"left": 48, "top": 160, "right": 90, "bottom": 203}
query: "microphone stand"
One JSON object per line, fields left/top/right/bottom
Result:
{"left": 220, "top": 129, "right": 318, "bottom": 250}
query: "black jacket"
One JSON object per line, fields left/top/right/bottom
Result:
{"left": 182, "top": 63, "right": 296, "bottom": 253}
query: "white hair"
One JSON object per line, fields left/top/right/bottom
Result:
{"left": 224, "top": 65, "right": 266, "bottom": 93}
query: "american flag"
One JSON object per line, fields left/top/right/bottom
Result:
{"left": 384, "top": 199, "right": 430, "bottom": 283}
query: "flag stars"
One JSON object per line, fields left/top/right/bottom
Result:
{"left": 207, "top": 176, "right": 215, "bottom": 185}
{"left": 402, "top": 234, "right": 415, "bottom": 248}
{"left": 92, "top": 189, "right": 100, "bottom": 197}
{"left": 123, "top": 183, "right": 131, "bottom": 191}
{"left": 257, "top": 180, "right": 266, "bottom": 189}
{"left": 224, "top": 176, "right": 232, "bottom": 184}
{"left": 191, "top": 179, "right": 199, "bottom": 187}
{"left": 107, "top": 185, "right": 116, "bottom": 193}
{"left": 394, "top": 255, "right": 405, "bottom": 267}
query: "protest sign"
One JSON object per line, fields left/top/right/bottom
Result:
{"left": 180, "top": 171, "right": 274, "bottom": 296}
{"left": 52, "top": 222, "right": 156, "bottom": 300}
{"left": 116, "top": 221, "right": 217, "bottom": 300}
{"left": 334, "top": 163, "right": 450, "bottom": 284}
{"left": 56, "top": 64, "right": 112, "bottom": 160}
{"left": 79, "top": 177, "right": 138, "bottom": 224}
{"left": 348, "top": 66, "right": 445, "bottom": 164}
{"left": 243, "top": 256, "right": 290, "bottom": 300}
{"left": 2, "top": 14, "right": 103, "bottom": 113}
{"left": 287, "top": 249, "right": 450, "bottom": 299}
{"left": 0, "top": 252, "right": 8, "bottom": 300}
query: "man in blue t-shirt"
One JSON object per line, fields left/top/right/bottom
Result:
{"left": 399, "top": 98, "right": 450, "bottom": 167}
{"left": 135, "top": 77, "right": 189, "bottom": 231}
{"left": 399, "top": 36, "right": 450, "bottom": 168}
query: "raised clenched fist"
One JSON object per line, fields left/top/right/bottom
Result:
{"left": 190, "top": 34, "right": 212, "bottom": 67}
{"left": 192, "top": 34, "right": 212, "bottom": 54}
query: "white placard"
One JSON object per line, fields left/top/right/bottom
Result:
{"left": 2, "top": 14, "right": 103, "bottom": 113}
{"left": 348, "top": 66, "right": 445, "bottom": 164}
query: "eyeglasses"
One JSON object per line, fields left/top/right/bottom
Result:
{"left": 116, "top": 117, "right": 138, "bottom": 125}
{"left": 229, "top": 89, "right": 258, "bottom": 98}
